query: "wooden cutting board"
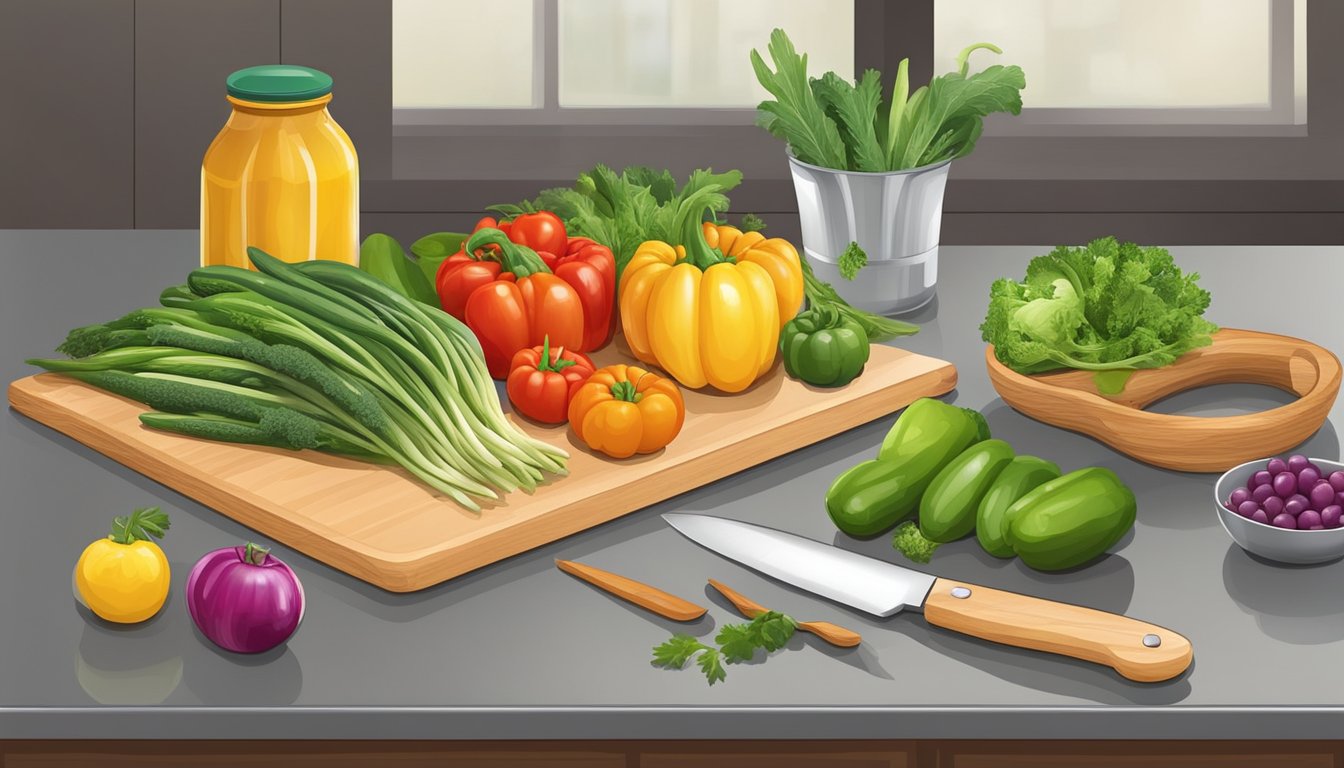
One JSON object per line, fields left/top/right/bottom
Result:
{"left": 9, "top": 343, "right": 956, "bottom": 592}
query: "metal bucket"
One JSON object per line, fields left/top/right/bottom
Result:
{"left": 787, "top": 152, "right": 951, "bottom": 315}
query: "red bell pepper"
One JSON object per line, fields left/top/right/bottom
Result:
{"left": 506, "top": 336, "right": 596, "bottom": 425}
{"left": 435, "top": 213, "right": 616, "bottom": 375}
{"left": 437, "top": 227, "right": 586, "bottom": 379}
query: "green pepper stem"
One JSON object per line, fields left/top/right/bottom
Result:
{"left": 244, "top": 542, "right": 271, "bottom": 566}
{"left": 536, "top": 335, "right": 576, "bottom": 373}
{"left": 465, "top": 227, "right": 551, "bottom": 278}
{"left": 609, "top": 379, "right": 641, "bottom": 403}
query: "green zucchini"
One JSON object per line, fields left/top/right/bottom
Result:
{"left": 1005, "top": 467, "right": 1137, "bottom": 571}
{"left": 976, "top": 455, "right": 1061, "bottom": 558}
{"left": 827, "top": 398, "right": 987, "bottom": 537}
{"left": 918, "top": 439, "right": 1015, "bottom": 542}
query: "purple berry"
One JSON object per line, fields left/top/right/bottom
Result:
{"left": 1330, "top": 471, "right": 1344, "bottom": 492}
{"left": 1311, "top": 525, "right": 1326, "bottom": 530}
{"left": 1288, "top": 494, "right": 1310, "bottom": 513}
{"left": 1298, "top": 510, "right": 1323, "bottom": 529}
{"left": 1267, "top": 457, "right": 1289, "bottom": 475}
{"left": 1272, "top": 513, "right": 1299, "bottom": 529}
{"left": 1263, "top": 496, "right": 1285, "bottom": 516}
{"left": 1288, "top": 454, "right": 1310, "bottom": 473}
{"left": 1322, "top": 505, "right": 1342, "bottom": 529}
{"left": 1336, "top": 491, "right": 1344, "bottom": 508}
{"left": 1237, "top": 500, "right": 1261, "bottom": 518}
{"left": 1252, "top": 484, "right": 1275, "bottom": 503}
{"left": 1251, "top": 509, "right": 1270, "bottom": 524}
{"left": 1298, "top": 467, "right": 1321, "bottom": 492}
{"left": 1273, "top": 472, "right": 1297, "bottom": 497}
{"left": 1230, "top": 488, "right": 1251, "bottom": 507}
{"left": 1310, "top": 482, "right": 1336, "bottom": 510}
{"left": 1251, "top": 470, "right": 1273, "bottom": 489}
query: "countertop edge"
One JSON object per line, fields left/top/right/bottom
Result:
{"left": 4, "top": 706, "right": 1343, "bottom": 740}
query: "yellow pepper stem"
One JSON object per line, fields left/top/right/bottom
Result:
{"left": 676, "top": 199, "right": 729, "bottom": 271}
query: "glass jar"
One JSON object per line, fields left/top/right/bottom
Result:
{"left": 201, "top": 65, "right": 359, "bottom": 268}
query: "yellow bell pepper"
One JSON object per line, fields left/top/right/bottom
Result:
{"left": 619, "top": 204, "right": 804, "bottom": 393}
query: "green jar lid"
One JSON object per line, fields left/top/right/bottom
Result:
{"left": 226, "top": 64, "right": 333, "bottom": 102}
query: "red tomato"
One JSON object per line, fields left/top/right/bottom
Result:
{"left": 506, "top": 337, "right": 596, "bottom": 424}
{"left": 507, "top": 212, "right": 568, "bottom": 261}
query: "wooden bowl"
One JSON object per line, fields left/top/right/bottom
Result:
{"left": 985, "top": 329, "right": 1342, "bottom": 473}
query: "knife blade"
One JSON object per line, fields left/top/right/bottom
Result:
{"left": 663, "top": 513, "right": 1192, "bottom": 683}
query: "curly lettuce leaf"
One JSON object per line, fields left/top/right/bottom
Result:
{"left": 980, "top": 237, "right": 1217, "bottom": 386}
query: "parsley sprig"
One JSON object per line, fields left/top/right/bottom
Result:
{"left": 651, "top": 610, "right": 798, "bottom": 685}
{"left": 108, "top": 507, "right": 171, "bottom": 545}
{"left": 837, "top": 241, "right": 868, "bottom": 281}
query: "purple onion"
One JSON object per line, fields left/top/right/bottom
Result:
{"left": 1266, "top": 457, "right": 1289, "bottom": 475}
{"left": 1311, "top": 525, "right": 1326, "bottom": 530}
{"left": 1298, "top": 510, "right": 1323, "bottom": 529}
{"left": 1287, "top": 494, "right": 1310, "bottom": 514}
{"left": 1337, "top": 491, "right": 1344, "bottom": 508}
{"left": 1310, "top": 482, "right": 1336, "bottom": 511}
{"left": 1330, "top": 472, "right": 1344, "bottom": 492}
{"left": 186, "top": 543, "right": 305, "bottom": 654}
{"left": 1272, "top": 472, "right": 1297, "bottom": 497}
{"left": 1250, "top": 509, "right": 1270, "bottom": 524}
{"left": 1263, "top": 496, "right": 1285, "bottom": 516}
{"left": 1230, "top": 488, "right": 1251, "bottom": 507}
{"left": 1251, "top": 484, "right": 1275, "bottom": 504}
{"left": 1237, "top": 500, "right": 1261, "bottom": 518}
{"left": 1251, "top": 470, "right": 1273, "bottom": 490}
{"left": 1272, "top": 513, "right": 1298, "bottom": 529}
{"left": 1288, "top": 454, "right": 1310, "bottom": 474}
{"left": 1322, "top": 505, "right": 1343, "bottom": 529}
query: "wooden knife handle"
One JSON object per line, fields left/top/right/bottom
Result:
{"left": 556, "top": 559, "right": 707, "bottom": 622}
{"left": 923, "top": 578, "right": 1192, "bottom": 683}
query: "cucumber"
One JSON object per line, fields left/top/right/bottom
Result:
{"left": 827, "top": 398, "right": 987, "bottom": 537}
{"left": 975, "top": 456, "right": 1061, "bottom": 557}
{"left": 918, "top": 439, "right": 1015, "bottom": 543}
{"left": 1005, "top": 467, "right": 1137, "bottom": 571}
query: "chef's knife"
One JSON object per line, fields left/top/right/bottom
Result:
{"left": 663, "top": 513, "right": 1192, "bottom": 683}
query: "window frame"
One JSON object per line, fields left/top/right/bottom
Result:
{"left": 393, "top": 0, "right": 1303, "bottom": 135}
{"left": 334, "top": 0, "right": 1343, "bottom": 246}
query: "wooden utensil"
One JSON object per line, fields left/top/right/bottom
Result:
{"left": 708, "top": 578, "right": 862, "bottom": 648}
{"left": 556, "top": 559, "right": 706, "bottom": 621}
{"left": 986, "top": 328, "right": 1341, "bottom": 472}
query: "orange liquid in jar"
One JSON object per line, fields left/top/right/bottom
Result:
{"left": 201, "top": 92, "right": 358, "bottom": 268}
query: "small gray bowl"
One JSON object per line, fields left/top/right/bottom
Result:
{"left": 1215, "top": 457, "right": 1344, "bottom": 565}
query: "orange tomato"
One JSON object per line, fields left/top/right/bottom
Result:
{"left": 568, "top": 364, "right": 685, "bottom": 459}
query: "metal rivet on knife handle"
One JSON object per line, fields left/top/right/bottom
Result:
{"left": 922, "top": 578, "right": 1193, "bottom": 683}
{"left": 950, "top": 587, "right": 972, "bottom": 599}
{"left": 555, "top": 559, "right": 707, "bottom": 622}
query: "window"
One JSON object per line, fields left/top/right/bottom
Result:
{"left": 392, "top": 0, "right": 854, "bottom": 123}
{"left": 934, "top": 0, "right": 1307, "bottom": 133}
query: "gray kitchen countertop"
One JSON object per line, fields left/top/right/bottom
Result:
{"left": 2, "top": 230, "right": 1342, "bottom": 740}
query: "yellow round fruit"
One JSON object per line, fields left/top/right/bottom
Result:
{"left": 75, "top": 538, "right": 171, "bottom": 624}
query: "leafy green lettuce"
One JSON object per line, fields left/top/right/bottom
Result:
{"left": 979, "top": 237, "right": 1217, "bottom": 388}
